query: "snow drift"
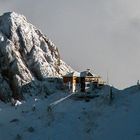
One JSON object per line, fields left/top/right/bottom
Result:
{"left": 0, "top": 12, "right": 73, "bottom": 101}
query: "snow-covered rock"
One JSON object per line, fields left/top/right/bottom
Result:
{"left": 0, "top": 12, "right": 73, "bottom": 100}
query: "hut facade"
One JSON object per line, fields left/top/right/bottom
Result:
{"left": 63, "top": 69, "right": 105, "bottom": 93}
{"left": 63, "top": 71, "right": 80, "bottom": 92}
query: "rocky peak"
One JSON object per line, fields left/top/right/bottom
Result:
{"left": 0, "top": 12, "right": 73, "bottom": 101}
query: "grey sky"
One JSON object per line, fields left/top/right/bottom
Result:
{"left": 0, "top": 0, "right": 140, "bottom": 89}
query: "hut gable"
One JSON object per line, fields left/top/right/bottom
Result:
{"left": 64, "top": 71, "right": 80, "bottom": 77}
{"left": 80, "top": 69, "right": 96, "bottom": 77}
{"left": 63, "top": 71, "right": 80, "bottom": 92}
{"left": 80, "top": 71, "right": 93, "bottom": 77}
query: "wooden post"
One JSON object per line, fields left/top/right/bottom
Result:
{"left": 109, "top": 86, "right": 113, "bottom": 104}
{"left": 137, "top": 80, "right": 140, "bottom": 89}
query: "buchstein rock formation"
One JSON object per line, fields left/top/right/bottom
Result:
{"left": 0, "top": 12, "right": 72, "bottom": 101}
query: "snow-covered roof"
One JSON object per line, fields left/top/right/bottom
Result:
{"left": 63, "top": 70, "right": 97, "bottom": 78}
{"left": 63, "top": 71, "right": 80, "bottom": 77}
{"left": 80, "top": 70, "right": 96, "bottom": 77}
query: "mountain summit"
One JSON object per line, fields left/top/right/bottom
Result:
{"left": 0, "top": 12, "right": 72, "bottom": 100}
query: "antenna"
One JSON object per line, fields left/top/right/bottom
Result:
{"left": 106, "top": 71, "right": 113, "bottom": 103}
{"left": 107, "top": 71, "right": 109, "bottom": 86}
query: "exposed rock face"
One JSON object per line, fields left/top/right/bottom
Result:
{"left": 0, "top": 74, "right": 12, "bottom": 102}
{"left": 0, "top": 12, "right": 72, "bottom": 100}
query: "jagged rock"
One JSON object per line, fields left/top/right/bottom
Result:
{"left": 0, "top": 12, "right": 73, "bottom": 100}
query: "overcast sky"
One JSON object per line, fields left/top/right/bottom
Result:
{"left": 1, "top": 0, "right": 140, "bottom": 89}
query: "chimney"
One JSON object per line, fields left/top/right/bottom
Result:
{"left": 87, "top": 69, "right": 90, "bottom": 72}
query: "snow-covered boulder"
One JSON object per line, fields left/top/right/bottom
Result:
{"left": 0, "top": 12, "right": 73, "bottom": 100}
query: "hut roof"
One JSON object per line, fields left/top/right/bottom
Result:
{"left": 80, "top": 70, "right": 96, "bottom": 77}
{"left": 63, "top": 71, "right": 80, "bottom": 77}
{"left": 63, "top": 70, "right": 99, "bottom": 78}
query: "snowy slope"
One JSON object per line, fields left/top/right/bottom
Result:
{"left": 0, "top": 85, "right": 140, "bottom": 140}
{"left": 93, "top": 85, "right": 140, "bottom": 140}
